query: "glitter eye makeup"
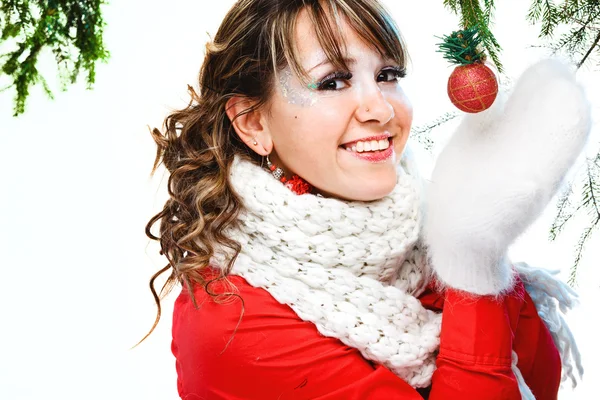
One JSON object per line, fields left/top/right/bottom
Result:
{"left": 279, "top": 68, "right": 318, "bottom": 106}
{"left": 278, "top": 62, "right": 406, "bottom": 107}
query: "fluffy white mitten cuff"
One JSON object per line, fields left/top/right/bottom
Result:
{"left": 422, "top": 59, "right": 592, "bottom": 295}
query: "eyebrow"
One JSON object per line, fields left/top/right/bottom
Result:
{"left": 307, "top": 57, "right": 357, "bottom": 73}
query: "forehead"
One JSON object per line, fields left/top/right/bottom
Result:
{"left": 294, "top": 8, "right": 379, "bottom": 67}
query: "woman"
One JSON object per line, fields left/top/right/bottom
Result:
{"left": 145, "top": 0, "right": 585, "bottom": 398}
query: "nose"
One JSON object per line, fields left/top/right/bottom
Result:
{"left": 355, "top": 84, "right": 395, "bottom": 125}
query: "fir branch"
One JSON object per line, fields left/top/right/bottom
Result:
{"left": 443, "top": 0, "right": 461, "bottom": 15}
{"left": 578, "top": 29, "right": 600, "bottom": 68}
{"left": 594, "top": 150, "right": 600, "bottom": 166}
{"left": 482, "top": 0, "right": 496, "bottom": 22}
{"left": 563, "top": 159, "right": 600, "bottom": 286}
{"left": 527, "top": 0, "right": 561, "bottom": 37}
{"left": 582, "top": 159, "right": 600, "bottom": 218}
{"left": 549, "top": 182, "right": 582, "bottom": 241}
{"left": 442, "top": 0, "right": 504, "bottom": 72}
{"left": 411, "top": 112, "right": 458, "bottom": 152}
{"left": 569, "top": 221, "right": 599, "bottom": 286}
{"left": 0, "top": 0, "right": 110, "bottom": 116}
{"left": 527, "top": 0, "right": 600, "bottom": 69}
{"left": 544, "top": 0, "right": 560, "bottom": 37}
{"left": 527, "top": 0, "right": 543, "bottom": 22}
{"left": 561, "top": 25, "right": 591, "bottom": 54}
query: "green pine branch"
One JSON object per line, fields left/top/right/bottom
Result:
{"left": 411, "top": 112, "right": 458, "bottom": 152}
{"left": 0, "top": 0, "right": 110, "bottom": 116}
{"left": 569, "top": 221, "right": 598, "bottom": 286}
{"left": 550, "top": 156, "right": 600, "bottom": 286}
{"left": 527, "top": 0, "right": 600, "bottom": 69}
{"left": 541, "top": 1, "right": 600, "bottom": 286}
{"left": 527, "top": 0, "right": 561, "bottom": 37}
{"left": 549, "top": 182, "right": 579, "bottom": 241}
{"left": 443, "top": 0, "right": 504, "bottom": 73}
{"left": 443, "top": 0, "right": 600, "bottom": 75}
{"left": 578, "top": 29, "right": 600, "bottom": 68}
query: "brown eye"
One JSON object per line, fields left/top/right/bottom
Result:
{"left": 321, "top": 80, "right": 341, "bottom": 90}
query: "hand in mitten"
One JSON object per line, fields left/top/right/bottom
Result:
{"left": 422, "top": 59, "right": 592, "bottom": 295}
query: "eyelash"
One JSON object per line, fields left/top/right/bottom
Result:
{"left": 316, "top": 66, "right": 406, "bottom": 91}
{"left": 381, "top": 66, "right": 407, "bottom": 81}
{"left": 317, "top": 71, "right": 353, "bottom": 91}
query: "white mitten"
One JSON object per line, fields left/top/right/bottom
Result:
{"left": 422, "top": 59, "right": 592, "bottom": 295}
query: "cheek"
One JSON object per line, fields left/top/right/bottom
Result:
{"left": 389, "top": 91, "right": 413, "bottom": 128}
{"left": 404, "top": 98, "right": 414, "bottom": 123}
{"left": 276, "top": 99, "right": 353, "bottom": 147}
{"left": 270, "top": 105, "right": 352, "bottom": 183}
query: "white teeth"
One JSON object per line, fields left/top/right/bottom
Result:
{"left": 344, "top": 138, "right": 390, "bottom": 152}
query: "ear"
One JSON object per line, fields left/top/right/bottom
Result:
{"left": 225, "top": 96, "right": 272, "bottom": 156}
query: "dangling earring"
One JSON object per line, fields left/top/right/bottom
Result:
{"left": 266, "top": 154, "right": 286, "bottom": 182}
{"left": 265, "top": 154, "right": 313, "bottom": 195}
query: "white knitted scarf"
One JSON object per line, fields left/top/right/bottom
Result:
{"left": 213, "top": 154, "right": 582, "bottom": 391}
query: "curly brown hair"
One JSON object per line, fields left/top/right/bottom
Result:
{"left": 142, "top": 0, "right": 409, "bottom": 342}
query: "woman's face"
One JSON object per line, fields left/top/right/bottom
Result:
{"left": 263, "top": 10, "right": 413, "bottom": 201}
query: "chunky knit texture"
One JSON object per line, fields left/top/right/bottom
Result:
{"left": 214, "top": 153, "right": 442, "bottom": 388}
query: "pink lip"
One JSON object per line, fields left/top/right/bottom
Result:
{"left": 341, "top": 133, "right": 392, "bottom": 147}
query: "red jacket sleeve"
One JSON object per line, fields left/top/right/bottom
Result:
{"left": 172, "top": 273, "right": 426, "bottom": 400}
{"left": 428, "top": 286, "right": 523, "bottom": 400}
{"left": 419, "top": 280, "right": 561, "bottom": 400}
{"left": 512, "top": 288, "right": 561, "bottom": 400}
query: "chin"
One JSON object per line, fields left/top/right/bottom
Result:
{"left": 312, "top": 167, "right": 398, "bottom": 201}
{"left": 360, "top": 184, "right": 396, "bottom": 201}
{"left": 343, "top": 176, "right": 397, "bottom": 202}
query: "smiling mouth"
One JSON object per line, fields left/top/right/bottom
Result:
{"left": 341, "top": 137, "right": 392, "bottom": 153}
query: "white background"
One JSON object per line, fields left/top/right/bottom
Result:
{"left": 0, "top": 0, "right": 598, "bottom": 398}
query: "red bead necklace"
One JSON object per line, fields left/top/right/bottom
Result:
{"left": 267, "top": 157, "right": 312, "bottom": 195}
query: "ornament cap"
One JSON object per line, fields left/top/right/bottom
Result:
{"left": 437, "top": 26, "right": 486, "bottom": 66}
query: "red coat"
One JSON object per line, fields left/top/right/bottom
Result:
{"left": 172, "top": 270, "right": 561, "bottom": 399}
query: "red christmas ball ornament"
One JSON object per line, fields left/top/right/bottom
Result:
{"left": 438, "top": 26, "right": 501, "bottom": 113}
{"left": 447, "top": 63, "right": 498, "bottom": 113}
